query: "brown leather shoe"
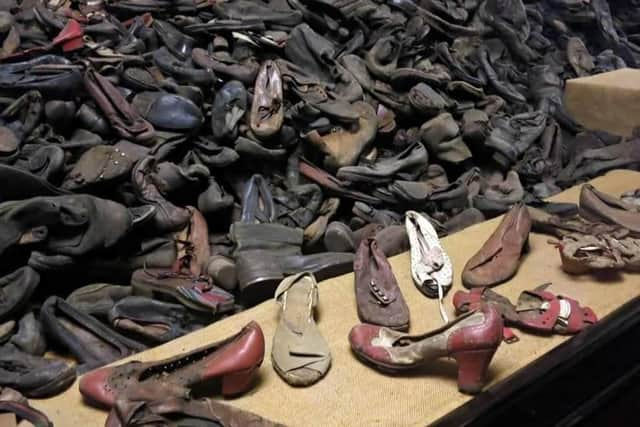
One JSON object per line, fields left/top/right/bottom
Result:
{"left": 579, "top": 184, "right": 640, "bottom": 234}
{"left": 83, "top": 69, "right": 155, "bottom": 144}
{"left": 354, "top": 238, "right": 409, "bottom": 331}
{"left": 528, "top": 206, "right": 621, "bottom": 238}
{"left": 131, "top": 269, "right": 234, "bottom": 314}
{"left": 553, "top": 232, "right": 640, "bottom": 274}
{"left": 79, "top": 321, "right": 265, "bottom": 408}
{"left": 453, "top": 284, "right": 597, "bottom": 339}
{"left": 106, "top": 396, "right": 283, "bottom": 427}
{"left": 172, "top": 206, "right": 210, "bottom": 277}
{"left": 462, "top": 203, "right": 531, "bottom": 288}
{"left": 349, "top": 304, "right": 503, "bottom": 394}
{"left": 305, "top": 101, "right": 377, "bottom": 170}
{"left": 250, "top": 60, "right": 283, "bottom": 139}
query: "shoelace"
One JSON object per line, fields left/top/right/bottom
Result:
{"left": 172, "top": 238, "right": 195, "bottom": 273}
{"left": 258, "top": 98, "right": 281, "bottom": 121}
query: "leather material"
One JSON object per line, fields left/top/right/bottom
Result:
{"left": 454, "top": 284, "right": 598, "bottom": 336}
{"left": 349, "top": 305, "right": 503, "bottom": 394}
{"left": 83, "top": 69, "right": 155, "bottom": 143}
{"left": 62, "top": 145, "right": 134, "bottom": 191}
{"left": 554, "top": 232, "right": 640, "bottom": 274}
{"left": 109, "top": 296, "right": 205, "bottom": 343}
{"left": 40, "top": 297, "right": 145, "bottom": 374}
{"left": 299, "top": 158, "right": 380, "bottom": 204}
{"left": 250, "top": 60, "right": 283, "bottom": 139}
{"left": 516, "top": 285, "right": 598, "bottom": 334}
{"left": 79, "top": 322, "right": 265, "bottom": 408}
{"left": 305, "top": 101, "right": 377, "bottom": 171}
{"left": 0, "top": 267, "right": 40, "bottom": 322}
{"left": 132, "top": 157, "right": 191, "bottom": 232}
{"left": 528, "top": 206, "right": 621, "bottom": 238}
{"left": 337, "top": 141, "right": 428, "bottom": 184}
{"left": 209, "top": 80, "right": 248, "bottom": 142}
{"left": 0, "top": 345, "right": 75, "bottom": 398}
{"left": 13, "top": 145, "right": 65, "bottom": 183}
{"left": 0, "top": 62, "right": 83, "bottom": 99}
{"left": 579, "top": 184, "right": 640, "bottom": 234}
{"left": 132, "top": 92, "right": 203, "bottom": 131}
{"left": 0, "top": 401, "right": 52, "bottom": 427}
{"left": 66, "top": 283, "right": 133, "bottom": 318}
{"left": 192, "top": 47, "right": 259, "bottom": 85}
{"left": 462, "top": 202, "right": 531, "bottom": 288}
{"left": 354, "top": 238, "right": 409, "bottom": 331}
{"left": 453, "top": 287, "right": 521, "bottom": 325}
{"left": 173, "top": 206, "right": 210, "bottom": 276}
{"left": 153, "top": 47, "right": 215, "bottom": 86}
{"left": 131, "top": 269, "right": 234, "bottom": 314}
{"left": 240, "top": 174, "right": 276, "bottom": 224}
{"left": 0, "top": 195, "right": 132, "bottom": 257}
{"left": 106, "top": 396, "right": 284, "bottom": 427}
{"left": 405, "top": 211, "right": 452, "bottom": 322}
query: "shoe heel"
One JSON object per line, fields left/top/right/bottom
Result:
{"left": 221, "top": 366, "right": 258, "bottom": 397}
{"left": 452, "top": 348, "right": 496, "bottom": 394}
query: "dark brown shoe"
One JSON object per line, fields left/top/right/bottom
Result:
{"left": 354, "top": 237, "right": 409, "bottom": 331}
{"left": 106, "top": 396, "right": 283, "bottom": 427}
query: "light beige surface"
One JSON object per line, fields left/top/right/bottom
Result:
{"left": 32, "top": 170, "right": 640, "bottom": 427}
{"left": 564, "top": 68, "right": 640, "bottom": 136}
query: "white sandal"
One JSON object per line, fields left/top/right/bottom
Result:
{"left": 405, "top": 211, "right": 453, "bottom": 322}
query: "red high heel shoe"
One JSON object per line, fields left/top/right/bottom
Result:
{"left": 349, "top": 305, "right": 503, "bottom": 394}
{"left": 79, "top": 321, "right": 264, "bottom": 408}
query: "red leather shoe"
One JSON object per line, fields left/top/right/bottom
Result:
{"left": 453, "top": 284, "right": 597, "bottom": 338}
{"left": 349, "top": 305, "right": 503, "bottom": 394}
{"left": 79, "top": 321, "right": 265, "bottom": 408}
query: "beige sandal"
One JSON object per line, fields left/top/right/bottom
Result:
{"left": 271, "top": 272, "right": 331, "bottom": 387}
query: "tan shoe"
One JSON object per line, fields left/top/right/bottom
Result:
{"left": 271, "top": 272, "right": 331, "bottom": 386}
{"left": 305, "top": 101, "right": 377, "bottom": 170}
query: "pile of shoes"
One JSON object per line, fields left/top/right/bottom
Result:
{"left": 0, "top": 0, "right": 639, "bottom": 417}
{"left": 348, "top": 196, "right": 606, "bottom": 396}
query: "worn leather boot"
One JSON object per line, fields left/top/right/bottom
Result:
{"left": 132, "top": 157, "right": 192, "bottom": 232}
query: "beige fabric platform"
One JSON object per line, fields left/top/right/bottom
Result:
{"left": 32, "top": 170, "right": 640, "bottom": 426}
{"left": 564, "top": 68, "right": 640, "bottom": 136}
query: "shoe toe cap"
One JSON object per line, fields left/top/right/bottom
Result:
{"left": 79, "top": 366, "right": 116, "bottom": 408}
{"left": 349, "top": 324, "right": 391, "bottom": 363}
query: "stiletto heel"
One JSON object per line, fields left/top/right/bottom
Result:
{"left": 222, "top": 366, "right": 259, "bottom": 397}
{"left": 452, "top": 348, "right": 496, "bottom": 394}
